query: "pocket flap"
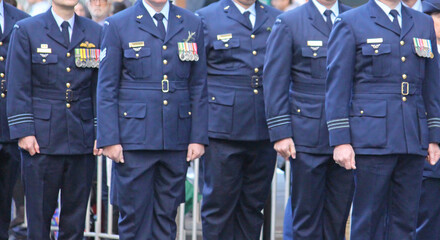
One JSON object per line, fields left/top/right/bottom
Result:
{"left": 301, "top": 47, "right": 327, "bottom": 58}
{"left": 208, "top": 90, "right": 235, "bottom": 106}
{"left": 179, "top": 103, "right": 192, "bottom": 118}
{"left": 291, "top": 98, "right": 322, "bottom": 119}
{"left": 350, "top": 100, "right": 387, "bottom": 117}
{"left": 80, "top": 100, "right": 94, "bottom": 120}
{"left": 362, "top": 44, "right": 391, "bottom": 56}
{"left": 33, "top": 103, "right": 52, "bottom": 120}
{"left": 119, "top": 103, "right": 147, "bottom": 118}
{"left": 32, "top": 54, "right": 58, "bottom": 64}
{"left": 418, "top": 106, "right": 427, "bottom": 119}
{"left": 213, "top": 38, "right": 240, "bottom": 50}
{"left": 123, "top": 48, "right": 151, "bottom": 59}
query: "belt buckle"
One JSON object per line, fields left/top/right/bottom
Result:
{"left": 251, "top": 75, "right": 260, "bottom": 88}
{"left": 66, "top": 89, "right": 73, "bottom": 102}
{"left": 162, "top": 79, "right": 169, "bottom": 93}
{"left": 401, "top": 82, "right": 409, "bottom": 96}
{"left": 0, "top": 80, "right": 6, "bottom": 93}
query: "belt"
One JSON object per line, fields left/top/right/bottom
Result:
{"left": 120, "top": 81, "right": 188, "bottom": 93}
{"left": 291, "top": 82, "right": 325, "bottom": 94}
{"left": 353, "top": 82, "right": 421, "bottom": 95}
{"left": 33, "top": 88, "right": 90, "bottom": 102}
{"left": 208, "top": 75, "right": 262, "bottom": 88}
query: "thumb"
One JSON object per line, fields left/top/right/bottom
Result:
{"left": 119, "top": 150, "right": 125, "bottom": 164}
{"left": 351, "top": 154, "right": 356, "bottom": 170}
{"left": 34, "top": 139, "right": 40, "bottom": 154}
{"left": 290, "top": 143, "right": 296, "bottom": 159}
{"left": 187, "top": 147, "right": 193, "bottom": 162}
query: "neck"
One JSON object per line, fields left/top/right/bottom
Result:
{"left": 402, "top": 0, "right": 417, "bottom": 8}
{"left": 316, "top": 0, "right": 337, "bottom": 10}
{"left": 92, "top": 16, "right": 105, "bottom": 23}
{"left": 378, "top": 0, "right": 400, "bottom": 9}
{"left": 52, "top": 3, "right": 75, "bottom": 20}
{"left": 233, "top": 0, "right": 254, "bottom": 9}
{"left": 145, "top": 0, "right": 166, "bottom": 12}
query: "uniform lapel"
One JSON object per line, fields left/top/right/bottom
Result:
{"left": 135, "top": 0, "right": 162, "bottom": 40}
{"left": 164, "top": 4, "right": 184, "bottom": 44}
{"left": 69, "top": 15, "right": 85, "bottom": 51}
{"left": 307, "top": 1, "right": 330, "bottom": 37}
{"left": 224, "top": 0, "right": 253, "bottom": 30}
{"left": 400, "top": 6, "right": 414, "bottom": 40}
{"left": 2, "top": 3, "right": 15, "bottom": 41}
{"left": 252, "top": 2, "right": 268, "bottom": 33}
{"left": 369, "top": 0, "right": 400, "bottom": 36}
{"left": 44, "top": 9, "right": 68, "bottom": 48}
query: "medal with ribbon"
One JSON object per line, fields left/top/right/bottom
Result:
{"left": 413, "top": 38, "right": 434, "bottom": 59}
{"left": 178, "top": 31, "right": 199, "bottom": 62}
{"left": 75, "top": 41, "right": 100, "bottom": 68}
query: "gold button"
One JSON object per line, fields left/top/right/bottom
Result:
{"left": 66, "top": 103, "right": 71, "bottom": 108}
{"left": 375, "top": 50, "right": 379, "bottom": 54}
{"left": 66, "top": 52, "right": 71, "bottom": 58}
{"left": 1, "top": 73, "right": 5, "bottom": 78}
{"left": 254, "top": 89, "right": 259, "bottom": 94}
{"left": 66, "top": 67, "right": 71, "bottom": 72}
{"left": 42, "top": 59, "right": 46, "bottom": 63}
{"left": 124, "top": 112, "right": 127, "bottom": 116}
{"left": 251, "top": 34, "right": 255, "bottom": 39}
{"left": 402, "top": 96, "right": 407, "bottom": 102}
{"left": 188, "top": 112, "right": 192, "bottom": 116}
{"left": 313, "top": 53, "right": 317, "bottom": 57}
{"left": 163, "top": 75, "right": 168, "bottom": 80}
{"left": 66, "top": 83, "right": 71, "bottom": 88}
{"left": 401, "top": 56, "right": 406, "bottom": 62}
{"left": 0, "top": 42, "right": 3, "bottom": 46}
{"left": 136, "top": 53, "right": 139, "bottom": 58}
{"left": 252, "top": 51, "right": 257, "bottom": 56}
{"left": 163, "top": 59, "right": 168, "bottom": 65}
{"left": 297, "top": 109, "right": 301, "bottom": 113}
{"left": 225, "top": 43, "right": 229, "bottom": 48}
{"left": 211, "top": 97, "right": 216, "bottom": 101}
{"left": 163, "top": 45, "right": 167, "bottom": 50}
{"left": 402, "top": 74, "right": 407, "bottom": 80}
{"left": 163, "top": 100, "right": 168, "bottom": 106}
{"left": 360, "top": 110, "right": 364, "bottom": 114}
{"left": 254, "top": 68, "right": 259, "bottom": 73}
{"left": 1, "top": 93, "right": 5, "bottom": 98}
{"left": 400, "top": 41, "right": 405, "bottom": 46}
{"left": 0, "top": 56, "right": 4, "bottom": 61}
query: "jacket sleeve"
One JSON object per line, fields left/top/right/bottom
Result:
{"left": 423, "top": 19, "right": 440, "bottom": 143}
{"left": 263, "top": 17, "right": 293, "bottom": 142}
{"left": 188, "top": 19, "right": 209, "bottom": 145}
{"left": 92, "top": 26, "right": 103, "bottom": 139}
{"left": 6, "top": 24, "right": 35, "bottom": 140}
{"left": 96, "top": 20, "right": 122, "bottom": 148}
{"left": 325, "top": 17, "right": 355, "bottom": 147}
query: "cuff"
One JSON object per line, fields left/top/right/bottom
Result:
{"left": 428, "top": 118, "right": 440, "bottom": 143}
{"left": 8, "top": 114, "right": 35, "bottom": 140}
{"left": 327, "top": 118, "right": 351, "bottom": 146}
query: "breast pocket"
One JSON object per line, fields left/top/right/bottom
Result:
{"left": 123, "top": 48, "right": 151, "bottom": 79}
{"left": 301, "top": 47, "right": 327, "bottom": 79}
{"left": 361, "top": 44, "right": 391, "bottom": 77}
{"left": 118, "top": 103, "right": 147, "bottom": 144}
{"left": 208, "top": 90, "right": 235, "bottom": 134}
{"left": 33, "top": 102, "right": 52, "bottom": 148}
{"left": 291, "top": 98, "right": 322, "bottom": 147}
{"left": 31, "top": 54, "right": 58, "bottom": 85}
{"left": 350, "top": 100, "right": 387, "bottom": 148}
{"left": 211, "top": 38, "right": 240, "bottom": 69}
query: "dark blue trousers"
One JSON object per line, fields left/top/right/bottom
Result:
{"left": 113, "top": 150, "right": 188, "bottom": 240}
{"left": 290, "top": 152, "right": 354, "bottom": 240}
{"left": 201, "top": 139, "right": 276, "bottom": 240}
{"left": 21, "top": 151, "right": 95, "bottom": 240}
{"left": 351, "top": 155, "right": 425, "bottom": 240}
{"left": 416, "top": 177, "right": 440, "bottom": 240}
{"left": 0, "top": 143, "right": 20, "bottom": 240}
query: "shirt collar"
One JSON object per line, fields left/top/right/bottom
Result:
{"left": 51, "top": 7, "right": 75, "bottom": 30}
{"left": 375, "top": 0, "right": 402, "bottom": 17}
{"left": 143, "top": 0, "right": 170, "bottom": 21}
{"left": 402, "top": 0, "right": 422, "bottom": 12}
{"left": 312, "top": 0, "right": 339, "bottom": 17}
{"left": 232, "top": 0, "right": 256, "bottom": 17}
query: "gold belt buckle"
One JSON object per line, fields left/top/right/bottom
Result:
{"left": 162, "top": 79, "right": 169, "bottom": 93}
{"left": 401, "top": 82, "right": 409, "bottom": 96}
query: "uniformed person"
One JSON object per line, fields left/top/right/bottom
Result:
{"left": 403, "top": 0, "right": 424, "bottom": 12}
{"left": 6, "top": 0, "right": 102, "bottom": 238}
{"left": 417, "top": 1, "right": 440, "bottom": 238}
{"left": 196, "top": 1, "right": 280, "bottom": 239}
{"left": 264, "top": 0, "right": 353, "bottom": 239}
{"left": 96, "top": 0, "right": 208, "bottom": 238}
{"left": 326, "top": 0, "right": 440, "bottom": 239}
{"left": 0, "top": 1, "right": 28, "bottom": 239}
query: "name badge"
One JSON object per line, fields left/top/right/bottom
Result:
{"left": 307, "top": 40, "right": 323, "bottom": 47}
{"left": 37, "top": 44, "right": 52, "bottom": 54}
{"left": 129, "top": 41, "right": 145, "bottom": 48}
{"left": 217, "top": 33, "right": 232, "bottom": 42}
{"left": 367, "top": 38, "right": 383, "bottom": 44}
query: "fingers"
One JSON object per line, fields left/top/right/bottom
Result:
{"left": 187, "top": 148, "right": 193, "bottom": 162}
{"left": 98, "top": 149, "right": 103, "bottom": 156}
{"left": 119, "top": 150, "right": 124, "bottom": 163}
{"left": 351, "top": 152, "right": 356, "bottom": 170}
{"left": 289, "top": 143, "right": 296, "bottom": 160}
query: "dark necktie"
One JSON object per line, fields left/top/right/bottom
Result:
{"left": 243, "top": 11, "right": 252, "bottom": 29}
{"left": 324, "top": 10, "right": 333, "bottom": 30}
{"left": 153, "top": 13, "right": 166, "bottom": 40}
{"left": 61, "top": 21, "right": 70, "bottom": 47}
{"left": 389, "top": 10, "right": 401, "bottom": 33}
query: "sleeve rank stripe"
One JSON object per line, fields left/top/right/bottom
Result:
{"left": 267, "top": 118, "right": 291, "bottom": 126}
{"left": 328, "top": 125, "right": 350, "bottom": 131}
{"left": 8, "top": 120, "right": 34, "bottom": 126}
{"left": 8, "top": 117, "right": 34, "bottom": 124}
{"left": 8, "top": 113, "right": 33, "bottom": 120}
{"left": 268, "top": 122, "right": 291, "bottom": 129}
{"left": 267, "top": 115, "right": 290, "bottom": 122}
{"left": 327, "top": 118, "right": 349, "bottom": 125}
